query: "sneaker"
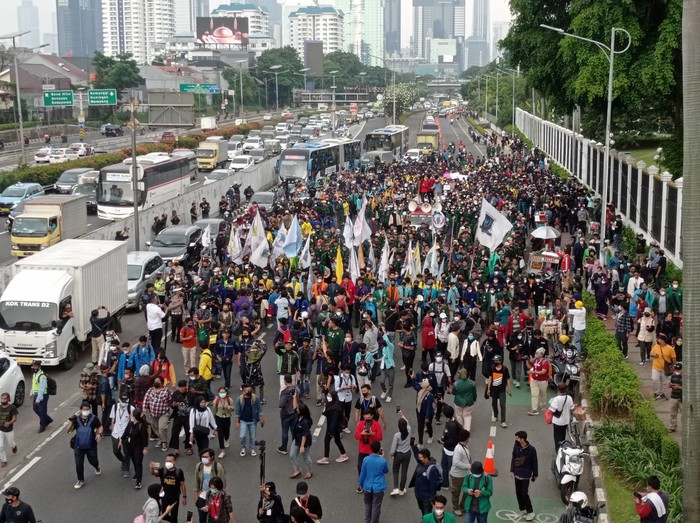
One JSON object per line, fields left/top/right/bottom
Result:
{"left": 356, "top": 486, "right": 364, "bottom": 494}
{"left": 134, "top": 482, "right": 142, "bottom": 490}
{"left": 251, "top": 449, "right": 258, "bottom": 457}
{"left": 527, "top": 410, "right": 539, "bottom": 416}
{"left": 385, "top": 396, "right": 392, "bottom": 403}
{"left": 315, "top": 400, "right": 323, "bottom": 406}
{"left": 316, "top": 457, "right": 330, "bottom": 465}
{"left": 525, "top": 513, "right": 535, "bottom": 521}
{"left": 336, "top": 454, "right": 349, "bottom": 463}
{"left": 399, "top": 489, "right": 406, "bottom": 496}
{"left": 400, "top": 365, "right": 406, "bottom": 370}
{"left": 454, "top": 509, "right": 464, "bottom": 516}
{"left": 428, "top": 437, "right": 433, "bottom": 444}
{"left": 122, "top": 471, "right": 130, "bottom": 478}
{"left": 380, "top": 392, "right": 387, "bottom": 399}
{"left": 261, "top": 399, "right": 267, "bottom": 405}
{"left": 224, "top": 440, "right": 230, "bottom": 448}
{"left": 240, "top": 449, "right": 247, "bottom": 457}
{"left": 435, "top": 420, "right": 442, "bottom": 425}
{"left": 390, "top": 488, "right": 401, "bottom": 496}
{"left": 95, "top": 467, "right": 101, "bottom": 476}
{"left": 161, "top": 443, "right": 168, "bottom": 451}
{"left": 624, "top": 355, "right": 629, "bottom": 359}
{"left": 514, "top": 381, "right": 520, "bottom": 388}
{"left": 342, "top": 427, "right": 351, "bottom": 434}
{"left": 491, "top": 415, "right": 497, "bottom": 423}
{"left": 149, "top": 435, "right": 158, "bottom": 441}
{"left": 639, "top": 361, "right": 646, "bottom": 365}
{"left": 501, "top": 422, "right": 508, "bottom": 428}
{"left": 11, "top": 446, "right": 16, "bottom": 454}
{"left": 518, "top": 510, "right": 527, "bottom": 516}
{"left": 218, "top": 451, "right": 226, "bottom": 459}
{"left": 277, "top": 446, "right": 288, "bottom": 455}
{"left": 74, "top": 481, "right": 85, "bottom": 490}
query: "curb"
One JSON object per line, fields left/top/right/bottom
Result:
{"left": 580, "top": 386, "right": 610, "bottom": 521}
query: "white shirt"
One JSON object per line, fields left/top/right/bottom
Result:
{"left": 146, "top": 302, "right": 165, "bottom": 330}
{"left": 568, "top": 308, "right": 587, "bottom": 330}
{"left": 334, "top": 373, "right": 356, "bottom": 403}
{"left": 110, "top": 403, "right": 132, "bottom": 438}
{"left": 548, "top": 394, "right": 574, "bottom": 426}
{"left": 275, "top": 297, "right": 290, "bottom": 319}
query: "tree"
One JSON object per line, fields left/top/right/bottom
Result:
{"left": 92, "top": 52, "right": 141, "bottom": 96}
{"left": 254, "top": 47, "right": 304, "bottom": 107}
{"left": 383, "top": 83, "right": 419, "bottom": 121}
{"left": 221, "top": 69, "right": 261, "bottom": 109}
{"left": 682, "top": 2, "right": 700, "bottom": 520}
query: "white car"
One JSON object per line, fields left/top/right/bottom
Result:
{"left": 234, "top": 118, "right": 247, "bottom": 126}
{"left": 203, "top": 168, "right": 231, "bottom": 185}
{"left": 48, "top": 148, "right": 71, "bottom": 164}
{"left": 242, "top": 137, "right": 263, "bottom": 153}
{"left": 0, "top": 353, "right": 26, "bottom": 406}
{"left": 263, "top": 113, "right": 273, "bottom": 121}
{"left": 69, "top": 143, "right": 92, "bottom": 156}
{"left": 404, "top": 148, "right": 423, "bottom": 162}
{"left": 229, "top": 155, "right": 254, "bottom": 171}
{"left": 33, "top": 147, "right": 52, "bottom": 163}
{"left": 275, "top": 123, "right": 287, "bottom": 133}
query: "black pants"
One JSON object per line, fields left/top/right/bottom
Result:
{"left": 392, "top": 450, "right": 411, "bottom": 490}
{"left": 464, "top": 354, "right": 478, "bottom": 381}
{"left": 357, "top": 452, "right": 369, "bottom": 477}
{"left": 221, "top": 360, "right": 234, "bottom": 389}
{"left": 553, "top": 424, "right": 567, "bottom": 452}
{"left": 149, "top": 328, "right": 163, "bottom": 352}
{"left": 111, "top": 436, "right": 129, "bottom": 472}
{"left": 215, "top": 416, "right": 231, "bottom": 450}
{"left": 169, "top": 416, "right": 191, "bottom": 450}
{"left": 514, "top": 477, "right": 533, "bottom": 514}
{"left": 491, "top": 389, "right": 507, "bottom": 422}
{"left": 421, "top": 349, "right": 435, "bottom": 365}
{"left": 323, "top": 430, "right": 346, "bottom": 457}
{"left": 416, "top": 497, "right": 433, "bottom": 516}
{"left": 127, "top": 444, "right": 145, "bottom": 483}
{"left": 402, "top": 350, "right": 416, "bottom": 384}
{"left": 341, "top": 401, "right": 352, "bottom": 430}
{"left": 74, "top": 447, "right": 100, "bottom": 481}
{"left": 170, "top": 315, "right": 183, "bottom": 341}
{"left": 416, "top": 412, "right": 433, "bottom": 445}
{"left": 193, "top": 431, "right": 209, "bottom": 455}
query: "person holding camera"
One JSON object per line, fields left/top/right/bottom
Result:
{"left": 634, "top": 475, "right": 669, "bottom": 522}
{"left": 355, "top": 410, "right": 383, "bottom": 494}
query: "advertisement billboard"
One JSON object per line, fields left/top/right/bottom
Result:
{"left": 304, "top": 41, "right": 324, "bottom": 79}
{"left": 196, "top": 17, "right": 249, "bottom": 45}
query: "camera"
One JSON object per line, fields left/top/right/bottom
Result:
{"left": 395, "top": 406, "right": 401, "bottom": 413}
{"left": 255, "top": 440, "right": 266, "bottom": 451}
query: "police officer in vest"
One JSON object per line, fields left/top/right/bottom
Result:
{"left": 30, "top": 361, "right": 53, "bottom": 433}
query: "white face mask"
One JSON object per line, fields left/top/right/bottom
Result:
{"left": 201, "top": 457, "right": 210, "bottom": 465}
{"left": 159, "top": 490, "right": 165, "bottom": 498}
{"left": 81, "top": 410, "right": 91, "bottom": 417}
{"left": 164, "top": 462, "right": 174, "bottom": 470}
{"left": 435, "top": 357, "right": 443, "bottom": 363}
{"left": 434, "top": 509, "right": 444, "bottom": 516}
{"left": 326, "top": 395, "right": 332, "bottom": 402}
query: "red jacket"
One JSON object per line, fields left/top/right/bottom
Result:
{"left": 421, "top": 316, "right": 436, "bottom": 351}
{"left": 419, "top": 179, "right": 431, "bottom": 194}
{"left": 355, "top": 419, "right": 383, "bottom": 455}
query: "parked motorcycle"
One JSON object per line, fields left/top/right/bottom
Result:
{"left": 552, "top": 435, "right": 587, "bottom": 504}
{"left": 549, "top": 343, "right": 582, "bottom": 402}
{"left": 558, "top": 491, "right": 601, "bottom": 523}
{"left": 5, "top": 216, "right": 12, "bottom": 233}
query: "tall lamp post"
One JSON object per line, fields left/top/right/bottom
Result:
{"left": 541, "top": 24, "right": 631, "bottom": 266}
{"left": 498, "top": 67, "right": 519, "bottom": 136}
{"left": 235, "top": 59, "right": 247, "bottom": 117}
{"left": 367, "top": 54, "right": 396, "bottom": 125}
{"left": 298, "top": 67, "right": 310, "bottom": 89}
{"left": 483, "top": 73, "right": 499, "bottom": 124}
{"left": 128, "top": 97, "right": 140, "bottom": 250}
{"left": 268, "top": 64, "right": 283, "bottom": 112}
{"left": 329, "top": 70, "right": 339, "bottom": 132}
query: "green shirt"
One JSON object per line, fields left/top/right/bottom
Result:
{"left": 326, "top": 327, "right": 344, "bottom": 354}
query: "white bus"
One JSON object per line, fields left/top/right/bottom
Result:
{"left": 277, "top": 139, "right": 362, "bottom": 182}
{"left": 363, "top": 125, "right": 410, "bottom": 158}
{"left": 96, "top": 153, "right": 191, "bottom": 220}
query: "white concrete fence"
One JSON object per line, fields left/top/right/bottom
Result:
{"left": 516, "top": 108, "right": 683, "bottom": 269}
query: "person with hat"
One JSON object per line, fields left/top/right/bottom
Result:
{"left": 461, "top": 460, "right": 493, "bottom": 523}
{"left": 526, "top": 348, "right": 550, "bottom": 416}
{"left": 650, "top": 335, "right": 676, "bottom": 400}
{"left": 0, "top": 487, "right": 36, "bottom": 523}
{"left": 668, "top": 362, "right": 683, "bottom": 432}
{"left": 568, "top": 301, "right": 587, "bottom": 354}
{"left": 290, "top": 481, "right": 323, "bottom": 522}
{"left": 30, "top": 360, "right": 53, "bottom": 433}
{"left": 257, "top": 481, "right": 285, "bottom": 523}
{"left": 70, "top": 400, "right": 103, "bottom": 489}
{"left": 486, "top": 355, "right": 512, "bottom": 428}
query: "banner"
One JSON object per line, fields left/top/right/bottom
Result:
{"left": 476, "top": 198, "right": 513, "bottom": 251}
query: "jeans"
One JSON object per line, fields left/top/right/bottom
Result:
{"left": 379, "top": 367, "right": 395, "bottom": 398}
{"left": 111, "top": 436, "right": 129, "bottom": 472}
{"left": 148, "top": 413, "right": 170, "bottom": 447}
{"left": 466, "top": 511, "right": 489, "bottom": 523}
{"left": 639, "top": 341, "right": 652, "bottom": 363}
{"left": 670, "top": 398, "right": 681, "bottom": 430}
{"left": 74, "top": 447, "right": 100, "bottom": 481}
{"left": 491, "top": 389, "right": 507, "bottom": 422}
{"left": 169, "top": 416, "right": 191, "bottom": 450}
{"left": 239, "top": 420, "right": 257, "bottom": 450}
{"left": 215, "top": 416, "right": 231, "bottom": 449}
{"left": 363, "top": 491, "right": 384, "bottom": 523}
{"left": 510, "top": 359, "right": 526, "bottom": 383}
{"left": 514, "top": 477, "right": 533, "bottom": 513}
{"left": 440, "top": 450, "right": 453, "bottom": 488}
{"left": 289, "top": 444, "right": 312, "bottom": 474}
{"left": 32, "top": 396, "right": 53, "bottom": 429}
{"left": 280, "top": 414, "right": 297, "bottom": 450}
{"left": 615, "top": 331, "right": 629, "bottom": 357}
{"left": 392, "top": 450, "right": 411, "bottom": 490}
{"left": 573, "top": 329, "right": 585, "bottom": 353}
{"left": 416, "top": 497, "right": 433, "bottom": 516}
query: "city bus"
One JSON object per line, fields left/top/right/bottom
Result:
{"left": 96, "top": 153, "right": 191, "bottom": 220}
{"left": 320, "top": 138, "right": 362, "bottom": 170}
{"left": 363, "top": 125, "right": 410, "bottom": 158}
{"left": 277, "top": 139, "right": 361, "bottom": 182}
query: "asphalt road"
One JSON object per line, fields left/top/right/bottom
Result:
{"left": 0, "top": 115, "right": 588, "bottom": 522}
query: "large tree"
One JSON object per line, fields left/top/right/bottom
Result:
{"left": 92, "top": 52, "right": 141, "bottom": 96}
{"left": 254, "top": 47, "right": 304, "bottom": 107}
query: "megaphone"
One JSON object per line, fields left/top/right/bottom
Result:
{"left": 408, "top": 200, "right": 418, "bottom": 212}
{"left": 433, "top": 201, "right": 442, "bottom": 212}
{"left": 421, "top": 202, "right": 432, "bottom": 213}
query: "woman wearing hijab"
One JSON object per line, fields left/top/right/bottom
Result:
{"left": 142, "top": 483, "right": 176, "bottom": 523}
{"left": 204, "top": 476, "right": 236, "bottom": 523}
{"left": 257, "top": 481, "right": 285, "bottom": 523}
{"left": 152, "top": 350, "right": 177, "bottom": 388}
{"left": 389, "top": 413, "right": 412, "bottom": 496}
{"left": 316, "top": 390, "right": 349, "bottom": 464}
{"left": 121, "top": 408, "right": 150, "bottom": 489}
{"left": 415, "top": 378, "right": 435, "bottom": 446}
{"left": 189, "top": 396, "right": 218, "bottom": 455}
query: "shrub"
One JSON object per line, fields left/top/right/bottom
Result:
{"left": 466, "top": 117, "right": 487, "bottom": 136}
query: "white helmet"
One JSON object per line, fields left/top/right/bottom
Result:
{"left": 570, "top": 491, "right": 588, "bottom": 508}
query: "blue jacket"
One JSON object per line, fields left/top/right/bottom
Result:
{"left": 381, "top": 335, "right": 395, "bottom": 369}
{"left": 117, "top": 351, "right": 136, "bottom": 380}
{"left": 411, "top": 449, "right": 441, "bottom": 500}
{"left": 133, "top": 344, "right": 155, "bottom": 371}
{"left": 359, "top": 453, "right": 388, "bottom": 493}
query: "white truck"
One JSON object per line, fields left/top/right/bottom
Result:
{"left": 200, "top": 116, "right": 218, "bottom": 130}
{"left": 0, "top": 240, "right": 128, "bottom": 369}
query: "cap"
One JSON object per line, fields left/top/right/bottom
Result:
{"left": 535, "top": 347, "right": 546, "bottom": 356}
{"left": 439, "top": 313, "right": 447, "bottom": 319}
{"left": 2, "top": 487, "right": 19, "bottom": 497}
{"left": 80, "top": 400, "right": 92, "bottom": 408}
{"left": 493, "top": 355, "right": 503, "bottom": 362}
{"left": 471, "top": 461, "right": 484, "bottom": 475}
{"left": 83, "top": 362, "right": 95, "bottom": 373}
{"left": 673, "top": 362, "right": 682, "bottom": 370}
{"left": 295, "top": 481, "right": 308, "bottom": 495}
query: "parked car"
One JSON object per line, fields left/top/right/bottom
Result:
{"left": 72, "top": 183, "right": 97, "bottom": 214}
{"left": 203, "top": 168, "right": 231, "bottom": 185}
{"left": 0, "top": 353, "right": 25, "bottom": 406}
{"left": 147, "top": 225, "right": 203, "bottom": 267}
{"left": 103, "top": 124, "right": 124, "bottom": 137}
{"left": 126, "top": 251, "right": 165, "bottom": 310}
{"left": 55, "top": 168, "right": 94, "bottom": 194}
{"left": 263, "top": 113, "right": 273, "bottom": 121}
{"left": 229, "top": 155, "right": 254, "bottom": 172}
{"left": 0, "top": 183, "right": 45, "bottom": 216}
{"left": 249, "top": 191, "right": 282, "bottom": 211}
{"left": 33, "top": 147, "right": 51, "bottom": 163}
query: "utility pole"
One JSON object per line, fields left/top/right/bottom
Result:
{"left": 129, "top": 98, "right": 140, "bottom": 250}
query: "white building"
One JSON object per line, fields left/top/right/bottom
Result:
{"left": 279, "top": 0, "right": 316, "bottom": 48}
{"left": 288, "top": 6, "right": 344, "bottom": 57}
{"left": 211, "top": 3, "right": 270, "bottom": 35}
{"left": 102, "top": 0, "right": 176, "bottom": 64}
{"left": 335, "top": 0, "right": 385, "bottom": 66}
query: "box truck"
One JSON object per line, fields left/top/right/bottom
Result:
{"left": 0, "top": 240, "right": 128, "bottom": 369}
{"left": 10, "top": 194, "right": 87, "bottom": 258}
{"left": 200, "top": 116, "right": 218, "bottom": 130}
{"left": 196, "top": 137, "right": 228, "bottom": 171}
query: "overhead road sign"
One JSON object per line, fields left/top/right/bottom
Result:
{"left": 43, "top": 90, "right": 74, "bottom": 107}
{"left": 88, "top": 89, "right": 118, "bottom": 106}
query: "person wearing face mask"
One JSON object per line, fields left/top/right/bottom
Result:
{"left": 143, "top": 378, "right": 173, "bottom": 452}
{"left": 189, "top": 397, "right": 218, "bottom": 455}
{"left": 317, "top": 390, "right": 348, "bottom": 464}
{"left": 212, "top": 387, "right": 233, "bottom": 458}
{"left": 421, "top": 494, "right": 456, "bottom": 523}
{"left": 333, "top": 365, "right": 357, "bottom": 433}
{"left": 150, "top": 454, "right": 187, "bottom": 522}
{"left": 203, "top": 476, "right": 235, "bottom": 523}
{"left": 257, "top": 481, "right": 285, "bottom": 523}
{"left": 0, "top": 393, "right": 18, "bottom": 468}
{"left": 121, "top": 408, "right": 149, "bottom": 489}
{"left": 194, "top": 449, "right": 227, "bottom": 523}
{"left": 69, "top": 400, "right": 103, "bottom": 489}
{"left": 169, "top": 380, "right": 194, "bottom": 456}
{"left": 142, "top": 483, "right": 176, "bottom": 523}
{"left": 0, "top": 487, "right": 36, "bottom": 523}
{"left": 180, "top": 318, "right": 198, "bottom": 374}
{"left": 110, "top": 392, "right": 135, "bottom": 477}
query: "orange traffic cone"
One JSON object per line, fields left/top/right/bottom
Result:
{"left": 484, "top": 440, "right": 498, "bottom": 476}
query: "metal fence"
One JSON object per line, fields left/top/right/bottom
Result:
{"left": 516, "top": 108, "right": 683, "bottom": 269}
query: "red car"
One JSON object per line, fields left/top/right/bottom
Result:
{"left": 161, "top": 131, "right": 176, "bottom": 143}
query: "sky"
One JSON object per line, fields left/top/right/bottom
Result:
{"left": 0, "top": 0, "right": 512, "bottom": 52}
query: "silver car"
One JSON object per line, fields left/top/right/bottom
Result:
{"left": 127, "top": 251, "right": 165, "bottom": 310}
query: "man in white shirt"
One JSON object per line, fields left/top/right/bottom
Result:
{"left": 626, "top": 269, "right": 644, "bottom": 298}
{"left": 274, "top": 291, "right": 292, "bottom": 328}
{"left": 568, "top": 301, "right": 587, "bottom": 354}
{"left": 109, "top": 392, "right": 133, "bottom": 477}
{"left": 145, "top": 295, "right": 167, "bottom": 352}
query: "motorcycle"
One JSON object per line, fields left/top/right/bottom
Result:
{"left": 552, "top": 431, "right": 587, "bottom": 504}
{"left": 549, "top": 344, "right": 581, "bottom": 402}
{"left": 558, "top": 491, "right": 601, "bottom": 523}
{"left": 5, "top": 216, "right": 12, "bottom": 233}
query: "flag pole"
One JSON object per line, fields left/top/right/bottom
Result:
{"left": 447, "top": 218, "right": 456, "bottom": 270}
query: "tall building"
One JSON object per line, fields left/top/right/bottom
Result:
{"left": 211, "top": 3, "right": 270, "bottom": 35}
{"left": 173, "top": 0, "right": 210, "bottom": 35}
{"left": 102, "top": 0, "right": 176, "bottom": 64}
{"left": 288, "top": 6, "right": 343, "bottom": 57}
{"left": 412, "top": 0, "right": 464, "bottom": 58}
{"left": 385, "top": 0, "right": 401, "bottom": 56}
{"left": 491, "top": 20, "right": 509, "bottom": 60}
{"left": 335, "top": 0, "right": 384, "bottom": 66}
{"left": 472, "top": 0, "right": 489, "bottom": 40}
{"left": 17, "top": 0, "right": 40, "bottom": 49}
{"left": 57, "top": 0, "right": 103, "bottom": 57}
{"left": 464, "top": 0, "right": 489, "bottom": 68}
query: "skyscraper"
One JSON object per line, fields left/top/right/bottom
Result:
{"left": 57, "top": 0, "right": 103, "bottom": 57}
{"left": 412, "top": 0, "right": 464, "bottom": 58}
{"left": 17, "top": 0, "right": 40, "bottom": 48}
{"left": 472, "top": 0, "right": 489, "bottom": 40}
{"left": 464, "top": 0, "right": 489, "bottom": 68}
{"left": 385, "top": 0, "right": 401, "bottom": 56}
{"left": 174, "top": 0, "right": 210, "bottom": 35}
{"left": 288, "top": 6, "right": 344, "bottom": 57}
{"left": 335, "top": 0, "right": 385, "bottom": 66}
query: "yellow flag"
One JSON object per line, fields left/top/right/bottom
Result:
{"left": 335, "top": 246, "right": 344, "bottom": 282}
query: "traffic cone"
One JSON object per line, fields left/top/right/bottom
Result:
{"left": 484, "top": 440, "right": 498, "bottom": 476}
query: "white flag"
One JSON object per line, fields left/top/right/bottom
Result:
{"left": 228, "top": 227, "right": 241, "bottom": 262}
{"left": 378, "top": 241, "right": 390, "bottom": 283}
{"left": 272, "top": 222, "right": 287, "bottom": 257}
{"left": 238, "top": 212, "right": 266, "bottom": 263}
{"left": 353, "top": 196, "right": 373, "bottom": 246}
{"left": 299, "top": 235, "right": 312, "bottom": 269}
{"left": 201, "top": 224, "right": 211, "bottom": 248}
{"left": 367, "top": 242, "right": 376, "bottom": 273}
{"left": 343, "top": 216, "right": 355, "bottom": 251}
{"left": 349, "top": 246, "right": 361, "bottom": 283}
{"left": 402, "top": 241, "right": 415, "bottom": 279}
{"left": 250, "top": 238, "right": 271, "bottom": 268}
{"left": 283, "top": 215, "right": 303, "bottom": 258}
{"left": 476, "top": 198, "right": 513, "bottom": 251}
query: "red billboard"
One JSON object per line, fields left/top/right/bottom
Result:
{"left": 196, "top": 17, "right": 249, "bottom": 46}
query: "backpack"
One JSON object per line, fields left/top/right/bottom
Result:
{"left": 74, "top": 415, "right": 96, "bottom": 449}
{"left": 46, "top": 374, "right": 57, "bottom": 396}
{"left": 427, "top": 463, "right": 443, "bottom": 484}
{"left": 357, "top": 357, "right": 370, "bottom": 377}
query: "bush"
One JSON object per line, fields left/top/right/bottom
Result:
{"left": 467, "top": 117, "right": 487, "bottom": 136}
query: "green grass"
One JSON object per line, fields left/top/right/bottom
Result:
{"left": 602, "top": 466, "right": 640, "bottom": 523}
{"left": 628, "top": 148, "right": 664, "bottom": 170}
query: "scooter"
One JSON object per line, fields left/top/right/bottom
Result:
{"left": 550, "top": 344, "right": 582, "bottom": 402}
{"left": 558, "top": 491, "right": 601, "bottom": 523}
{"left": 552, "top": 437, "right": 587, "bottom": 504}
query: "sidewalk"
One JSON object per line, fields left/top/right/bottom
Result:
{"left": 600, "top": 315, "right": 681, "bottom": 443}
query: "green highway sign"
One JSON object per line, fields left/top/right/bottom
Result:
{"left": 179, "top": 83, "right": 218, "bottom": 93}
{"left": 43, "top": 90, "right": 74, "bottom": 107}
{"left": 88, "top": 88, "right": 117, "bottom": 106}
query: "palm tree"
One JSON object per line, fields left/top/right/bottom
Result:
{"left": 682, "top": 0, "right": 700, "bottom": 519}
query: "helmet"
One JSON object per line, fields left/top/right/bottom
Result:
{"left": 559, "top": 335, "right": 570, "bottom": 345}
{"left": 492, "top": 355, "right": 503, "bottom": 363}
{"left": 569, "top": 491, "right": 588, "bottom": 508}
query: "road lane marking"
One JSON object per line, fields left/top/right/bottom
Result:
{"left": 3, "top": 456, "right": 41, "bottom": 488}
{"left": 489, "top": 425, "right": 497, "bottom": 438}
{"left": 26, "top": 420, "right": 70, "bottom": 461}
{"left": 0, "top": 232, "right": 6, "bottom": 236}
{"left": 313, "top": 416, "right": 326, "bottom": 438}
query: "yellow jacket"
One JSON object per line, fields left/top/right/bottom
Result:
{"left": 199, "top": 348, "right": 214, "bottom": 380}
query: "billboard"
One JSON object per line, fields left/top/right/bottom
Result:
{"left": 304, "top": 41, "right": 324, "bottom": 80}
{"left": 196, "top": 17, "right": 249, "bottom": 45}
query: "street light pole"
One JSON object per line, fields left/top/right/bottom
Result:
{"left": 329, "top": 70, "right": 339, "bottom": 133}
{"left": 1, "top": 31, "right": 30, "bottom": 167}
{"left": 498, "top": 68, "right": 518, "bottom": 136}
{"left": 541, "top": 24, "right": 631, "bottom": 266}
{"left": 236, "top": 59, "right": 247, "bottom": 117}
{"left": 129, "top": 98, "right": 140, "bottom": 250}
{"left": 269, "top": 64, "right": 283, "bottom": 113}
